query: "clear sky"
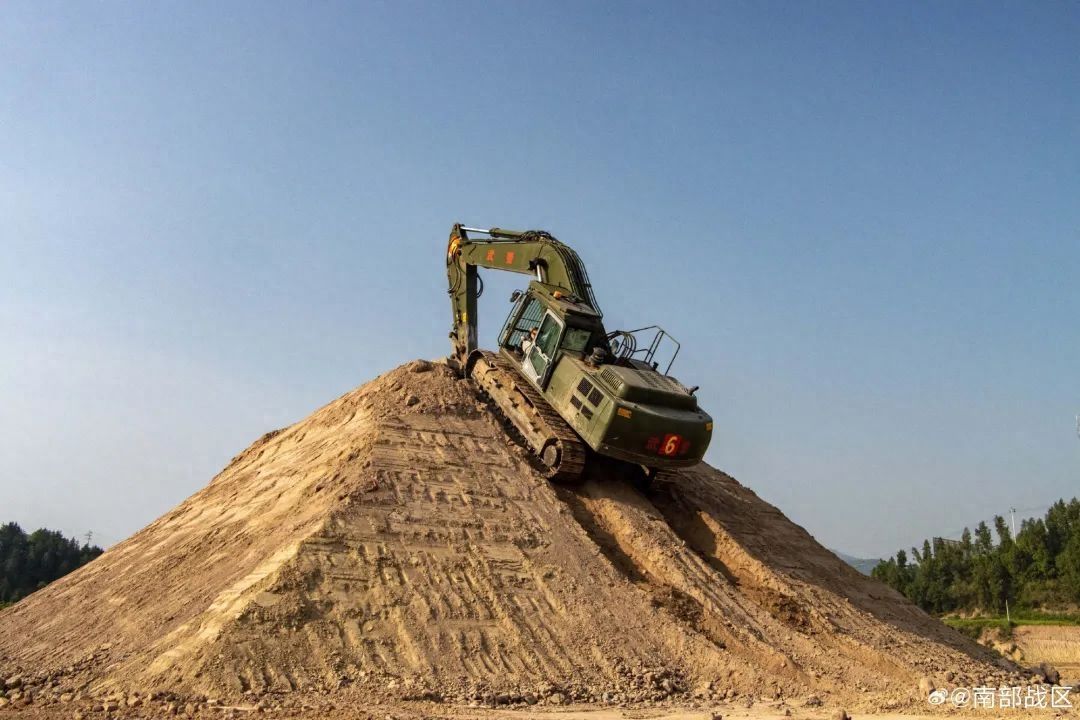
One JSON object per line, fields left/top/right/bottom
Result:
{"left": 1, "top": 2, "right": 1077, "bottom": 557}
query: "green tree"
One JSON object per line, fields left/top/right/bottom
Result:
{"left": 1057, "top": 531, "right": 1080, "bottom": 602}
{"left": 872, "top": 497, "right": 1080, "bottom": 615}
{"left": 0, "top": 522, "right": 103, "bottom": 604}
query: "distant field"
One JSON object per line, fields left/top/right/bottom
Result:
{"left": 944, "top": 611, "right": 1080, "bottom": 642}
{"left": 1013, "top": 626, "right": 1080, "bottom": 683}
{"left": 944, "top": 611, "right": 1080, "bottom": 628}
{"left": 944, "top": 612, "right": 1080, "bottom": 684}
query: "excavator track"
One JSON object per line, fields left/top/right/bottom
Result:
{"left": 469, "top": 351, "right": 587, "bottom": 483}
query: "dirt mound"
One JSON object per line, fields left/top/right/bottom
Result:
{"left": 0, "top": 360, "right": 1021, "bottom": 714}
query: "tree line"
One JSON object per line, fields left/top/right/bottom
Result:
{"left": 872, "top": 498, "right": 1080, "bottom": 614}
{"left": 0, "top": 522, "right": 103, "bottom": 605}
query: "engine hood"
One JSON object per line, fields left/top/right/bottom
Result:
{"left": 594, "top": 364, "right": 698, "bottom": 410}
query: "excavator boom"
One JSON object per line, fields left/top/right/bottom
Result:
{"left": 447, "top": 224, "right": 600, "bottom": 365}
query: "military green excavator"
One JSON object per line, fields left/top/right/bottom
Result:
{"left": 446, "top": 223, "right": 713, "bottom": 482}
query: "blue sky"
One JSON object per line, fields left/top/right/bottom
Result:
{"left": 1, "top": 1, "right": 1077, "bottom": 556}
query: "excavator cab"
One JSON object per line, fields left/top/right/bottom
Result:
{"left": 499, "top": 284, "right": 608, "bottom": 389}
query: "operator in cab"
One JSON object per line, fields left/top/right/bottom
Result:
{"left": 521, "top": 327, "right": 539, "bottom": 356}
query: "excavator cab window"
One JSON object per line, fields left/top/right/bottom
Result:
{"left": 561, "top": 327, "right": 591, "bottom": 354}
{"left": 523, "top": 311, "right": 563, "bottom": 386}
{"left": 499, "top": 294, "right": 545, "bottom": 352}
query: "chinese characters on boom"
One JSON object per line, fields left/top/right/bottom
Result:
{"left": 928, "top": 685, "right": 1072, "bottom": 710}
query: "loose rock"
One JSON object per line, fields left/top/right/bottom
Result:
{"left": 1038, "top": 662, "right": 1060, "bottom": 685}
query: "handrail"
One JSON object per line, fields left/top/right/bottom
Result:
{"left": 606, "top": 325, "right": 681, "bottom": 375}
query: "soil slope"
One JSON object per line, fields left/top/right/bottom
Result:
{"left": 0, "top": 361, "right": 1018, "bottom": 714}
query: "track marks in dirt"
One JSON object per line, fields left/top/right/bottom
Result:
{"left": 205, "top": 415, "right": 597, "bottom": 691}
{"left": 557, "top": 487, "right": 649, "bottom": 585}
{"left": 563, "top": 478, "right": 797, "bottom": 680}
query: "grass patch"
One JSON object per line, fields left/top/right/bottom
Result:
{"left": 945, "top": 616, "right": 1014, "bottom": 641}
{"left": 1008, "top": 610, "right": 1080, "bottom": 626}
{"left": 944, "top": 610, "right": 1080, "bottom": 640}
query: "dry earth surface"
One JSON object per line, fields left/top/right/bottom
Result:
{"left": 0, "top": 361, "right": 1071, "bottom": 719}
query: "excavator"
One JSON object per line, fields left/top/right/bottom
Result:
{"left": 446, "top": 223, "right": 713, "bottom": 482}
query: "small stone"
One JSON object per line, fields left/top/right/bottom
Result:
{"left": 918, "top": 676, "right": 935, "bottom": 697}
{"left": 405, "top": 394, "right": 420, "bottom": 406}
{"left": 805, "top": 695, "right": 823, "bottom": 707}
{"left": 4, "top": 676, "right": 22, "bottom": 690}
{"left": 60, "top": 693, "right": 74, "bottom": 703}
{"left": 0, "top": 697, "right": 8, "bottom": 708}
{"left": 407, "top": 360, "right": 434, "bottom": 373}
{"left": 833, "top": 710, "right": 851, "bottom": 720}
{"left": 547, "top": 692, "right": 565, "bottom": 705}
{"left": 103, "top": 700, "right": 120, "bottom": 712}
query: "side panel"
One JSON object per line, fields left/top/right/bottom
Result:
{"left": 546, "top": 359, "right": 609, "bottom": 450}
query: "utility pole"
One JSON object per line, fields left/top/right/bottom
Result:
{"left": 1010, "top": 508, "right": 1016, "bottom": 537}
{"left": 83, "top": 530, "right": 93, "bottom": 548}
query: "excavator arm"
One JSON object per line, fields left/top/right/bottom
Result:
{"left": 446, "top": 223, "right": 601, "bottom": 365}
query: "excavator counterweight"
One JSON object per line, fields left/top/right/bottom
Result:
{"left": 446, "top": 223, "right": 712, "bottom": 481}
